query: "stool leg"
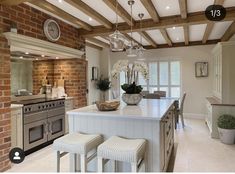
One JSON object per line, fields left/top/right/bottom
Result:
{"left": 80, "top": 154, "right": 87, "bottom": 172}
{"left": 98, "top": 157, "right": 104, "bottom": 172}
{"left": 131, "top": 163, "right": 137, "bottom": 172}
{"left": 56, "top": 151, "right": 60, "bottom": 172}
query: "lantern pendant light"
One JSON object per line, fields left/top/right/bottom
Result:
{"left": 137, "top": 13, "right": 146, "bottom": 57}
{"left": 126, "top": 0, "right": 138, "bottom": 57}
{"left": 109, "top": 0, "right": 126, "bottom": 52}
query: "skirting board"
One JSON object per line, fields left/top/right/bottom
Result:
{"left": 183, "top": 113, "right": 206, "bottom": 120}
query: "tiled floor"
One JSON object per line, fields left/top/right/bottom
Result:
{"left": 6, "top": 119, "right": 235, "bottom": 172}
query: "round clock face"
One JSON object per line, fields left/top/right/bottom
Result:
{"left": 44, "top": 19, "right": 61, "bottom": 42}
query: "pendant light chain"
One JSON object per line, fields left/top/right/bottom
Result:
{"left": 115, "top": 0, "right": 118, "bottom": 30}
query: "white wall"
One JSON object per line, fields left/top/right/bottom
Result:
{"left": 109, "top": 45, "right": 216, "bottom": 117}
{"left": 86, "top": 46, "right": 101, "bottom": 105}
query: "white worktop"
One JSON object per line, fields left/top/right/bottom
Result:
{"left": 67, "top": 99, "right": 175, "bottom": 121}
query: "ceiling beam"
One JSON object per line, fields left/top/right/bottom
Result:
{"left": 64, "top": 0, "right": 112, "bottom": 29}
{"left": 77, "top": 8, "right": 235, "bottom": 37}
{"left": 159, "top": 29, "right": 172, "bottom": 46}
{"left": 140, "top": 0, "right": 159, "bottom": 22}
{"left": 86, "top": 42, "right": 103, "bottom": 50}
{"left": 102, "top": 0, "right": 135, "bottom": 26}
{"left": 0, "top": 0, "right": 29, "bottom": 5}
{"left": 202, "top": 22, "right": 214, "bottom": 43}
{"left": 214, "top": 0, "right": 225, "bottom": 5}
{"left": 143, "top": 39, "right": 220, "bottom": 50}
{"left": 202, "top": 0, "right": 225, "bottom": 43}
{"left": 178, "top": 0, "right": 187, "bottom": 19}
{"left": 139, "top": 31, "right": 157, "bottom": 47}
{"left": 221, "top": 21, "right": 235, "bottom": 41}
{"left": 29, "top": 0, "right": 92, "bottom": 31}
{"left": 183, "top": 25, "right": 189, "bottom": 45}
{"left": 86, "top": 37, "right": 110, "bottom": 48}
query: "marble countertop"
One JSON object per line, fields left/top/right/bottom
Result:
{"left": 67, "top": 99, "right": 175, "bottom": 121}
{"left": 206, "top": 97, "right": 235, "bottom": 106}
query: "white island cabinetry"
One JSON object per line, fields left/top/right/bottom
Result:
{"left": 67, "top": 99, "right": 175, "bottom": 172}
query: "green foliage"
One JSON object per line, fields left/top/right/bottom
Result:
{"left": 217, "top": 114, "right": 235, "bottom": 129}
{"left": 121, "top": 82, "right": 143, "bottom": 94}
{"left": 96, "top": 77, "right": 111, "bottom": 91}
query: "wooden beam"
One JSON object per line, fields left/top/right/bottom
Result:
{"left": 202, "top": 22, "right": 214, "bottom": 43}
{"left": 143, "top": 39, "right": 220, "bottom": 49}
{"left": 221, "top": 21, "right": 235, "bottom": 41}
{"left": 86, "top": 42, "right": 103, "bottom": 50}
{"left": 64, "top": 0, "right": 112, "bottom": 29}
{"left": 0, "top": 0, "right": 28, "bottom": 5}
{"left": 183, "top": 25, "right": 189, "bottom": 45}
{"left": 102, "top": 0, "right": 135, "bottom": 26}
{"left": 123, "top": 33, "right": 141, "bottom": 46}
{"left": 77, "top": 8, "right": 235, "bottom": 37}
{"left": 214, "top": 0, "right": 225, "bottom": 5}
{"left": 29, "top": 0, "right": 92, "bottom": 31}
{"left": 140, "top": 0, "right": 159, "bottom": 22}
{"left": 178, "top": 0, "right": 187, "bottom": 19}
{"left": 139, "top": 31, "right": 157, "bottom": 47}
{"left": 160, "top": 29, "right": 172, "bottom": 46}
{"left": 86, "top": 37, "right": 110, "bottom": 48}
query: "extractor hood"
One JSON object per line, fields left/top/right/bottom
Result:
{"left": 3, "top": 32, "right": 85, "bottom": 59}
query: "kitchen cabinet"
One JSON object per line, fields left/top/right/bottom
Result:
{"left": 212, "top": 41, "right": 235, "bottom": 104}
{"left": 11, "top": 105, "right": 23, "bottom": 149}
{"left": 65, "top": 97, "right": 74, "bottom": 134}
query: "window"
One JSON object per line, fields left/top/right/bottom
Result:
{"left": 119, "top": 60, "right": 181, "bottom": 98}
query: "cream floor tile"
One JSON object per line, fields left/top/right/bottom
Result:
{"left": 6, "top": 118, "right": 235, "bottom": 172}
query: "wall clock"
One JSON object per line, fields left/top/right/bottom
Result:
{"left": 43, "top": 19, "right": 61, "bottom": 42}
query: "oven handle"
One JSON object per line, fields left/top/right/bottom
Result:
{"left": 48, "top": 121, "right": 52, "bottom": 133}
{"left": 43, "top": 122, "right": 47, "bottom": 135}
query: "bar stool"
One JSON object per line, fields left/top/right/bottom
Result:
{"left": 97, "top": 136, "right": 147, "bottom": 172}
{"left": 53, "top": 132, "right": 103, "bottom": 172}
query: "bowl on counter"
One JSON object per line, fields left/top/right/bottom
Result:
{"left": 95, "top": 101, "right": 120, "bottom": 111}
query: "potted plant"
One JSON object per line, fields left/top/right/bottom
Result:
{"left": 217, "top": 114, "right": 235, "bottom": 145}
{"left": 111, "top": 60, "right": 149, "bottom": 105}
{"left": 96, "top": 77, "right": 111, "bottom": 102}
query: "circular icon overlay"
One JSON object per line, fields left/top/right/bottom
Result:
{"left": 9, "top": 147, "right": 25, "bottom": 164}
{"left": 205, "top": 5, "right": 226, "bottom": 21}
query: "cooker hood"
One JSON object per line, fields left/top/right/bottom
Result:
{"left": 3, "top": 32, "right": 85, "bottom": 60}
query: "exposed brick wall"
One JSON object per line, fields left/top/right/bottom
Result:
{"left": 0, "top": 3, "right": 86, "bottom": 171}
{"left": 33, "top": 59, "right": 87, "bottom": 109}
{"left": 0, "top": 32, "right": 11, "bottom": 172}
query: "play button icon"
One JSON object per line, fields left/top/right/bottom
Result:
{"left": 9, "top": 147, "right": 25, "bottom": 164}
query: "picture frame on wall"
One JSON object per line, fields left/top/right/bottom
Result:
{"left": 195, "top": 62, "right": 208, "bottom": 77}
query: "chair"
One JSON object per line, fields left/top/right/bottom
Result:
{"left": 140, "top": 90, "right": 149, "bottom": 97}
{"left": 153, "top": 91, "right": 166, "bottom": 97}
{"left": 178, "top": 93, "right": 186, "bottom": 128}
{"left": 97, "top": 136, "right": 147, "bottom": 172}
{"left": 145, "top": 93, "right": 160, "bottom": 99}
{"left": 53, "top": 133, "right": 103, "bottom": 172}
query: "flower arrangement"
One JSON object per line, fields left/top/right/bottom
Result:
{"left": 111, "top": 60, "right": 149, "bottom": 94}
{"left": 96, "top": 77, "right": 111, "bottom": 101}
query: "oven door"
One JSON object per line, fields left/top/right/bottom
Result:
{"left": 47, "top": 115, "right": 65, "bottom": 141}
{"left": 24, "top": 119, "right": 48, "bottom": 151}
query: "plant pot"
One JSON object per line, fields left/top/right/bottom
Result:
{"left": 122, "top": 93, "right": 142, "bottom": 105}
{"left": 218, "top": 127, "right": 235, "bottom": 145}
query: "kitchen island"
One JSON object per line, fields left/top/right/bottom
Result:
{"left": 67, "top": 99, "right": 176, "bottom": 172}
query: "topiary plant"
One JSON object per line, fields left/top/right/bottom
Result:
{"left": 217, "top": 114, "right": 235, "bottom": 129}
{"left": 121, "top": 82, "right": 143, "bottom": 94}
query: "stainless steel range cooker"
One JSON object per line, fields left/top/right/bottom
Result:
{"left": 22, "top": 99, "right": 65, "bottom": 152}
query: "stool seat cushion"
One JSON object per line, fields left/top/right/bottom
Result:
{"left": 53, "top": 133, "right": 103, "bottom": 154}
{"left": 98, "top": 136, "right": 146, "bottom": 163}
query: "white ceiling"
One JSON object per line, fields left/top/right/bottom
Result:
{"left": 127, "top": 32, "right": 150, "bottom": 46}
{"left": 224, "top": 0, "right": 235, "bottom": 7}
{"left": 152, "top": 0, "right": 180, "bottom": 17}
{"left": 146, "top": 30, "right": 167, "bottom": 44}
{"left": 189, "top": 24, "right": 207, "bottom": 41}
{"left": 188, "top": 0, "right": 214, "bottom": 13}
{"left": 94, "top": 36, "right": 110, "bottom": 44}
{"left": 166, "top": 27, "right": 184, "bottom": 43}
{"left": 209, "top": 21, "right": 233, "bottom": 40}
